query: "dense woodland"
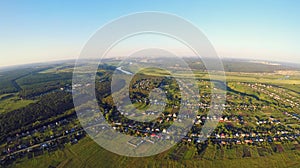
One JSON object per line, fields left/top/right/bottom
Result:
{"left": 0, "top": 64, "right": 116, "bottom": 143}
{"left": 0, "top": 92, "right": 74, "bottom": 143}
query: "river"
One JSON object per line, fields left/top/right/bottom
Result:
{"left": 116, "top": 67, "right": 133, "bottom": 75}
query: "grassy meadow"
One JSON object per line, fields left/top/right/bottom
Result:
{"left": 11, "top": 137, "right": 300, "bottom": 168}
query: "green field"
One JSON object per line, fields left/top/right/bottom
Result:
{"left": 0, "top": 94, "right": 35, "bottom": 113}
{"left": 11, "top": 137, "right": 300, "bottom": 168}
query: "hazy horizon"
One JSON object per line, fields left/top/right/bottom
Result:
{"left": 1, "top": 55, "right": 299, "bottom": 70}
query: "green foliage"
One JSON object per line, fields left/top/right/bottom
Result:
{"left": 0, "top": 92, "right": 74, "bottom": 143}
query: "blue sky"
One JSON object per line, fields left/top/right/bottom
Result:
{"left": 0, "top": 0, "right": 299, "bottom": 67}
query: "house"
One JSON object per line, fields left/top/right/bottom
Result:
{"left": 245, "top": 139, "right": 253, "bottom": 144}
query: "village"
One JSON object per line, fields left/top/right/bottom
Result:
{"left": 1, "top": 75, "right": 300, "bottom": 166}
{"left": 91, "top": 77, "right": 300, "bottom": 154}
{"left": 0, "top": 115, "right": 85, "bottom": 166}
